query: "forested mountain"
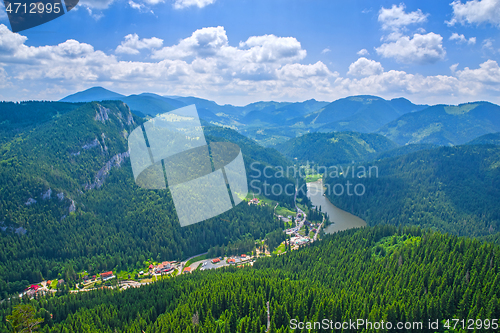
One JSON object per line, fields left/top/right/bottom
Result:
{"left": 60, "top": 87, "right": 124, "bottom": 103}
{"left": 377, "top": 102, "right": 500, "bottom": 146}
{"left": 0, "top": 101, "right": 294, "bottom": 296}
{"left": 325, "top": 144, "right": 500, "bottom": 240}
{"left": 1, "top": 225, "right": 499, "bottom": 332}
{"left": 297, "top": 95, "right": 427, "bottom": 133}
{"left": 276, "top": 131, "right": 398, "bottom": 165}
{"left": 466, "top": 132, "right": 500, "bottom": 146}
{"left": 0, "top": 101, "right": 82, "bottom": 145}
{"left": 240, "top": 99, "right": 329, "bottom": 125}
{"left": 375, "top": 143, "right": 438, "bottom": 160}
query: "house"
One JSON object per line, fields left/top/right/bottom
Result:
{"left": 240, "top": 254, "right": 247, "bottom": 258}
{"left": 248, "top": 198, "right": 259, "bottom": 205}
{"left": 212, "top": 258, "right": 220, "bottom": 264}
{"left": 183, "top": 267, "right": 191, "bottom": 273}
{"left": 155, "top": 261, "right": 174, "bottom": 274}
{"left": 227, "top": 258, "right": 235, "bottom": 264}
{"left": 100, "top": 271, "right": 114, "bottom": 281}
{"left": 30, "top": 285, "right": 39, "bottom": 291}
{"left": 139, "top": 271, "right": 144, "bottom": 275}
{"left": 58, "top": 279, "right": 65, "bottom": 285}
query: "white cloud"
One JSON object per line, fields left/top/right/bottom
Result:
{"left": 152, "top": 26, "right": 307, "bottom": 66}
{"left": 376, "top": 32, "right": 446, "bottom": 64}
{"left": 173, "top": 0, "right": 216, "bottom": 9}
{"left": 347, "top": 58, "right": 384, "bottom": 77}
{"left": 321, "top": 48, "right": 331, "bottom": 54}
{"left": 455, "top": 59, "right": 500, "bottom": 85}
{"left": 378, "top": 4, "right": 428, "bottom": 31}
{"left": 482, "top": 38, "right": 495, "bottom": 50}
{"left": 80, "top": 0, "right": 116, "bottom": 9}
{"left": 129, "top": 0, "right": 146, "bottom": 10}
{"left": 450, "top": 63, "right": 459, "bottom": 72}
{"left": 357, "top": 49, "right": 369, "bottom": 56}
{"left": 447, "top": 0, "right": 500, "bottom": 27}
{"left": 449, "top": 32, "right": 476, "bottom": 44}
{"left": 1, "top": 24, "right": 500, "bottom": 105}
{"left": 116, "top": 34, "right": 163, "bottom": 54}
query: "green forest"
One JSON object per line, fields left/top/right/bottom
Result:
{"left": 0, "top": 101, "right": 295, "bottom": 296}
{"left": 325, "top": 144, "right": 500, "bottom": 240}
{"left": 0, "top": 226, "right": 498, "bottom": 332}
{"left": 2, "top": 99, "right": 500, "bottom": 332}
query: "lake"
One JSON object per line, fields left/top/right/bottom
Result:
{"left": 307, "top": 180, "right": 367, "bottom": 234}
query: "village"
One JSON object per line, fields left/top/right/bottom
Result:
{"left": 19, "top": 195, "right": 325, "bottom": 299}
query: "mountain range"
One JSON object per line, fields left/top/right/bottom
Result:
{"left": 377, "top": 102, "right": 500, "bottom": 146}
{"left": 60, "top": 87, "right": 500, "bottom": 149}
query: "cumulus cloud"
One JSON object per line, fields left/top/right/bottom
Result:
{"left": 375, "top": 5, "right": 444, "bottom": 65}
{"left": 173, "top": 0, "right": 216, "bottom": 9}
{"left": 455, "top": 59, "right": 500, "bottom": 85}
{"left": 447, "top": 0, "right": 500, "bottom": 27}
{"left": 347, "top": 58, "right": 384, "bottom": 77}
{"left": 1, "top": 24, "right": 500, "bottom": 105}
{"left": 378, "top": 4, "right": 428, "bottom": 31}
{"left": 376, "top": 32, "right": 446, "bottom": 64}
{"left": 450, "top": 32, "right": 476, "bottom": 44}
{"left": 0, "top": 24, "right": 336, "bottom": 103}
{"left": 116, "top": 34, "right": 163, "bottom": 54}
{"left": 152, "top": 26, "right": 307, "bottom": 66}
{"left": 357, "top": 49, "right": 369, "bottom": 56}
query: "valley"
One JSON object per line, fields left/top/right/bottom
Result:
{"left": 1, "top": 91, "right": 500, "bottom": 332}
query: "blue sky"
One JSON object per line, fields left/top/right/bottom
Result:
{"left": 0, "top": 0, "right": 499, "bottom": 105}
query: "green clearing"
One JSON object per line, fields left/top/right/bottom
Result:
{"left": 275, "top": 206, "right": 296, "bottom": 218}
{"left": 272, "top": 243, "right": 286, "bottom": 255}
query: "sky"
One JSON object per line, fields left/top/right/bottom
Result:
{"left": 0, "top": 0, "right": 499, "bottom": 106}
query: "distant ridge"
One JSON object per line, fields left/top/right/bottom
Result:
{"left": 466, "top": 132, "right": 500, "bottom": 146}
{"left": 377, "top": 102, "right": 500, "bottom": 145}
{"left": 60, "top": 87, "right": 124, "bottom": 103}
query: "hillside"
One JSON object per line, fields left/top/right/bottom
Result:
{"left": 295, "top": 95, "right": 427, "bottom": 133}
{"left": 377, "top": 102, "right": 500, "bottom": 145}
{"left": 60, "top": 87, "right": 124, "bottom": 103}
{"left": 276, "top": 131, "right": 398, "bottom": 165}
{"left": 0, "top": 101, "right": 293, "bottom": 296}
{"left": 375, "top": 143, "right": 438, "bottom": 160}
{"left": 1, "top": 225, "right": 498, "bottom": 332}
{"left": 466, "top": 132, "right": 500, "bottom": 146}
{"left": 325, "top": 144, "right": 500, "bottom": 239}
